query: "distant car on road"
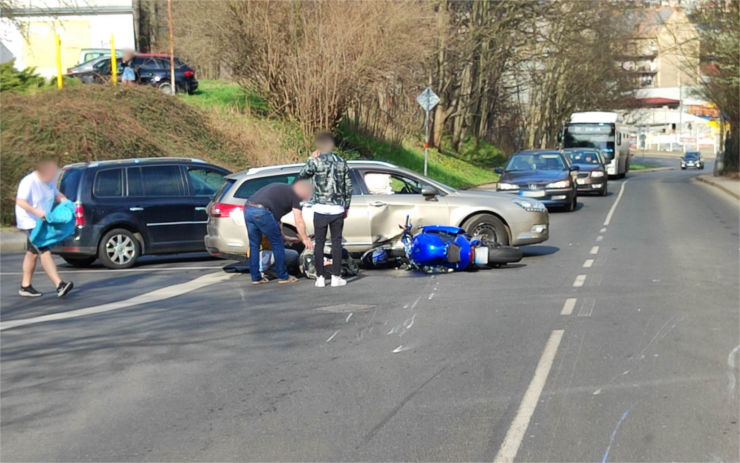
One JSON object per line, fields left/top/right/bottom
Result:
{"left": 205, "top": 160, "right": 549, "bottom": 261}
{"left": 496, "top": 150, "right": 579, "bottom": 211}
{"left": 681, "top": 152, "right": 704, "bottom": 170}
{"left": 563, "top": 148, "right": 608, "bottom": 196}
{"left": 54, "top": 158, "right": 230, "bottom": 269}
{"left": 77, "top": 48, "right": 122, "bottom": 65}
{"left": 67, "top": 53, "right": 199, "bottom": 94}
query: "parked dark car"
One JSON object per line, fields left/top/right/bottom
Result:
{"left": 495, "top": 150, "right": 579, "bottom": 211}
{"left": 54, "top": 158, "right": 230, "bottom": 269}
{"left": 563, "top": 148, "right": 608, "bottom": 196}
{"left": 680, "top": 152, "right": 704, "bottom": 170}
{"left": 67, "top": 53, "right": 198, "bottom": 94}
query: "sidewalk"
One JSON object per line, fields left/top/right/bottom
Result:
{"left": 695, "top": 174, "right": 740, "bottom": 200}
{"left": 0, "top": 228, "right": 26, "bottom": 254}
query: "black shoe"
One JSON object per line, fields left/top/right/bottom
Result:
{"left": 19, "top": 285, "right": 42, "bottom": 297}
{"left": 56, "top": 281, "right": 74, "bottom": 298}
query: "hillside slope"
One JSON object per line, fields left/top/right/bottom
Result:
{"left": 1, "top": 85, "right": 253, "bottom": 224}
{"left": 1, "top": 81, "right": 499, "bottom": 224}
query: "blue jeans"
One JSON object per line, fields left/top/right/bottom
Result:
{"left": 244, "top": 207, "right": 289, "bottom": 281}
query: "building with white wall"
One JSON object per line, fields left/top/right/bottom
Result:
{"left": 1, "top": 0, "right": 135, "bottom": 77}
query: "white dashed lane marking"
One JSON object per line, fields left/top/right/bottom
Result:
{"left": 573, "top": 275, "right": 587, "bottom": 288}
{"left": 590, "top": 246, "right": 600, "bottom": 255}
{"left": 583, "top": 259, "right": 594, "bottom": 268}
{"left": 561, "top": 298, "right": 577, "bottom": 316}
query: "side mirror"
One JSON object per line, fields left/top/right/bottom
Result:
{"left": 421, "top": 187, "right": 437, "bottom": 198}
{"left": 494, "top": 167, "right": 504, "bottom": 174}
{"left": 570, "top": 165, "right": 580, "bottom": 171}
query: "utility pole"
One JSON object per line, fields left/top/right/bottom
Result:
{"left": 167, "top": 0, "right": 175, "bottom": 95}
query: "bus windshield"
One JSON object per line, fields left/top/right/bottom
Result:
{"left": 563, "top": 123, "right": 615, "bottom": 160}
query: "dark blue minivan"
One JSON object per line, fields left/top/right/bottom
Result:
{"left": 55, "top": 158, "right": 230, "bottom": 269}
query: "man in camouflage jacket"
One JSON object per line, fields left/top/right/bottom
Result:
{"left": 298, "top": 132, "right": 352, "bottom": 288}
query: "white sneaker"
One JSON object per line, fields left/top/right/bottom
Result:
{"left": 315, "top": 276, "right": 326, "bottom": 288}
{"left": 331, "top": 276, "right": 347, "bottom": 287}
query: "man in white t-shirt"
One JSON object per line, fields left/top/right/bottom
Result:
{"left": 15, "top": 160, "right": 74, "bottom": 298}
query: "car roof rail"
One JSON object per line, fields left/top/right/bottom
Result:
{"left": 66, "top": 157, "right": 208, "bottom": 168}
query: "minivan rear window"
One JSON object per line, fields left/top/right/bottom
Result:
{"left": 233, "top": 174, "right": 297, "bottom": 199}
{"left": 59, "top": 168, "right": 83, "bottom": 200}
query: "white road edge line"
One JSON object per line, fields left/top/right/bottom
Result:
{"left": 583, "top": 259, "right": 594, "bottom": 268}
{"left": 494, "top": 329, "right": 565, "bottom": 463}
{"left": 573, "top": 274, "right": 587, "bottom": 288}
{"left": 0, "top": 272, "right": 232, "bottom": 331}
{"left": 603, "top": 180, "right": 628, "bottom": 226}
{"left": 560, "top": 298, "right": 577, "bottom": 316}
{"left": 590, "top": 246, "right": 600, "bottom": 255}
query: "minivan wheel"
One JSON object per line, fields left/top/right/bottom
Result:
{"left": 99, "top": 228, "right": 140, "bottom": 269}
{"left": 462, "top": 213, "right": 509, "bottom": 245}
{"left": 62, "top": 256, "right": 97, "bottom": 267}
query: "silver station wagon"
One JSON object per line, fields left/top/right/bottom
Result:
{"left": 204, "top": 160, "right": 549, "bottom": 260}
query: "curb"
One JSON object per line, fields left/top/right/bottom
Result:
{"left": 694, "top": 175, "right": 740, "bottom": 200}
{"left": 0, "top": 230, "right": 26, "bottom": 254}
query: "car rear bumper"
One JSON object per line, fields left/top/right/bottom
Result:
{"left": 205, "top": 233, "right": 246, "bottom": 261}
{"left": 50, "top": 227, "right": 98, "bottom": 257}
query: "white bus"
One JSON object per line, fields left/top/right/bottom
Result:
{"left": 561, "top": 112, "right": 631, "bottom": 178}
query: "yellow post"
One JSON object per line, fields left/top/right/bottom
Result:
{"left": 55, "top": 33, "right": 63, "bottom": 89}
{"left": 110, "top": 34, "right": 117, "bottom": 86}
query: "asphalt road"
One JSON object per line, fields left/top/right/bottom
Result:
{"left": 1, "top": 163, "right": 738, "bottom": 462}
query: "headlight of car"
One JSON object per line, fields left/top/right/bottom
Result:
{"left": 591, "top": 171, "right": 605, "bottom": 178}
{"left": 497, "top": 182, "right": 520, "bottom": 191}
{"left": 546, "top": 180, "right": 570, "bottom": 189}
{"left": 513, "top": 198, "right": 547, "bottom": 212}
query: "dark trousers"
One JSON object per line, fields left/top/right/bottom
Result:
{"left": 314, "top": 213, "right": 344, "bottom": 277}
{"left": 244, "top": 207, "right": 288, "bottom": 282}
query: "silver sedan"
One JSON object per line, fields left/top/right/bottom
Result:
{"left": 205, "top": 161, "right": 549, "bottom": 260}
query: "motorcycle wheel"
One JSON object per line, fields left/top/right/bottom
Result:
{"left": 487, "top": 245, "right": 523, "bottom": 266}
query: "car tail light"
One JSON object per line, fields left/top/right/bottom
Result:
{"left": 74, "top": 203, "right": 86, "bottom": 227}
{"left": 184, "top": 70, "right": 194, "bottom": 78}
{"left": 209, "top": 203, "right": 243, "bottom": 218}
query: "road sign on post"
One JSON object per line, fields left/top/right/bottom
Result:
{"left": 416, "top": 87, "right": 440, "bottom": 176}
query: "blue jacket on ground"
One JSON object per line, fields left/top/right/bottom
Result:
{"left": 29, "top": 200, "right": 75, "bottom": 248}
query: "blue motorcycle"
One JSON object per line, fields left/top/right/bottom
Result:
{"left": 362, "top": 216, "right": 523, "bottom": 273}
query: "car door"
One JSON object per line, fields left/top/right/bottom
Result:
{"left": 183, "top": 165, "right": 228, "bottom": 247}
{"left": 130, "top": 165, "right": 201, "bottom": 251}
{"left": 357, "top": 169, "right": 450, "bottom": 243}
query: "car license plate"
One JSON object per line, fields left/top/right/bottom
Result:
{"left": 576, "top": 179, "right": 586, "bottom": 185}
{"left": 521, "top": 190, "right": 545, "bottom": 198}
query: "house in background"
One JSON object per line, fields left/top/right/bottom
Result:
{"left": 619, "top": 6, "right": 720, "bottom": 153}
{"left": 0, "top": 0, "right": 135, "bottom": 77}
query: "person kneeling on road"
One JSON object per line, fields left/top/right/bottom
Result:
{"left": 299, "top": 132, "right": 353, "bottom": 289}
{"left": 259, "top": 234, "right": 300, "bottom": 280}
{"left": 244, "top": 180, "right": 313, "bottom": 285}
